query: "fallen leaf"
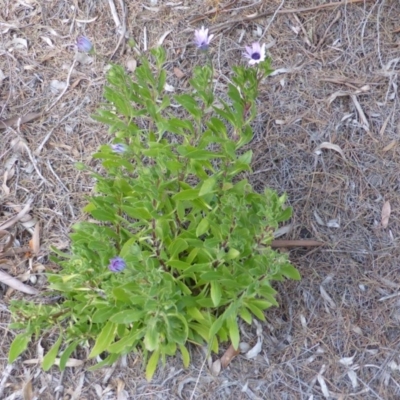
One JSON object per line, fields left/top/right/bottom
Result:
{"left": 22, "top": 379, "right": 33, "bottom": 400}
{"left": 0, "top": 112, "right": 41, "bottom": 131}
{"left": 220, "top": 344, "right": 240, "bottom": 368}
{"left": 326, "top": 219, "right": 340, "bottom": 228}
{"left": 157, "top": 30, "right": 171, "bottom": 46}
{"left": 0, "top": 200, "right": 32, "bottom": 231}
{"left": 314, "top": 142, "right": 346, "bottom": 161}
{"left": 320, "top": 286, "right": 336, "bottom": 309}
{"left": 173, "top": 67, "right": 185, "bottom": 79}
{"left": 381, "top": 200, "right": 391, "bottom": 228}
{"left": 24, "top": 357, "right": 83, "bottom": 368}
{"left": 0, "top": 270, "right": 38, "bottom": 295}
{"left": 0, "top": 231, "right": 14, "bottom": 254}
{"left": 347, "top": 369, "right": 359, "bottom": 389}
{"left": 126, "top": 59, "right": 137, "bottom": 72}
{"left": 382, "top": 140, "right": 396, "bottom": 152}
{"left": 210, "top": 359, "right": 221, "bottom": 376}
{"left": 30, "top": 222, "right": 40, "bottom": 255}
{"left": 164, "top": 83, "right": 174, "bottom": 92}
{"left": 245, "top": 336, "right": 262, "bottom": 359}
{"left": 50, "top": 80, "right": 67, "bottom": 94}
{"left": 317, "top": 365, "right": 330, "bottom": 398}
{"left": 339, "top": 353, "right": 356, "bottom": 366}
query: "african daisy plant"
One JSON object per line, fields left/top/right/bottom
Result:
{"left": 9, "top": 29, "right": 300, "bottom": 380}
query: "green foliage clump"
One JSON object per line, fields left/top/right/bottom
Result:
{"left": 9, "top": 47, "right": 300, "bottom": 380}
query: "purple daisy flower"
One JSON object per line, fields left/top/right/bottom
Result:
{"left": 108, "top": 256, "right": 126, "bottom": 272}
{"left": 111, "top": 143, "right": 127, "bottom": 154}
{"left": 243, "top": 42, "right": 266, "bottom": 65}
{"left": 76, "top": 36, "right": 93, "bottom": 53}
{"left": 194, "top": 26, "right": 214, "bottom": 50}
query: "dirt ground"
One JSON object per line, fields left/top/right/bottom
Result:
{"left": 1, "top": 0, "right": 400, "bottom": 399}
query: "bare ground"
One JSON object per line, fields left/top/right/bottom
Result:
{"left": 1, "top": 0, "right": 400, "bottom": 399}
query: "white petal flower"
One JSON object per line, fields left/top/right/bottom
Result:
{"left": 194, "top": 26, "right": 214, "bottom": 50}
{"left": 243, "top": 42, "right": 266, "bottom": 65}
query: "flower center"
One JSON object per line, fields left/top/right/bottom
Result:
{"left": 252, "top": 52, "right": 260, "bottom": 60}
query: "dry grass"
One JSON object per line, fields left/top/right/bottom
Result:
{"left": 1, "top": 0, "right": 400, "bottom": 398}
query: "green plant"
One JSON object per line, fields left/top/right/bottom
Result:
{"left": 9, "top": 45, "right": 300, "bottom": 380}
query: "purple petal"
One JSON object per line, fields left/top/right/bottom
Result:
{"left": 76, "top": 36, "right": 92, "bottom": 52}
{"left": 108, "top": 256, "right": 126, "bottom": 272}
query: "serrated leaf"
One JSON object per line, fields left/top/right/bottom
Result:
{"left": 210, "top": 281, "right": 222, "bottom": 307}
{"left": 88, "top": 321, "right": 117, "bottom": 358}
{"left": 8, "top": 333, "right": 31, "bottom": 363}
{"left": 146, "top": 349, "right": 160, "bottom": 381}
{"left": 42, "top": 333, "right": 63, "bottom": 371}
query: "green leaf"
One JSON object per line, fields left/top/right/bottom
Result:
{"left": 109, "top": 310, "right": 145, "bottom": 324}
{"left": 196, "top": 218, "right": 209, "bottom": 237}
{"left": 239, "top": 307, "right": 253, "bottom": 325}
{"left": 166, "top": 313, "right": 189, "bottom": 345}
{"left": 172, "top": 189, "right": 200, "bottom": 201}
{"left": 8, "top": 333, "right": 31, "bottom": 363}
{"left": 167, "top": 260, "right": 191, "bottom": 270}
{"left": 226, "top": 316, "right": 240, "bottom": 350}
{"left": 277, "top": 207, "right": 292, "bottom": 222}
{"left": 146, "top": 349, "right": 160, "bottom": 381}
{"left": 244, "top": 302, "right": 266, "bottom": 321}
{"left": 281, "top": 264, "right": 301, "bottom": 280}
{"left": 179, "top": 344, "right": 190, "bottom": 368}
{"left": 199, "top": 177, "right": 216, "bottom": 196}
{"left": 42, "top": 333, "right": 63, "bottom": 371}
{"left": 209, "top": 314, "right": 225, "bottom": 339}
{"left": 89, "top": 321, "right": 117, "bottom": 358}
{"left": 168, "top": 238, "right": 188, "bottom": 258}
{"left": 87, "top": 353, "right": 119, "bottom": 372}
{"left": 122, "top": 206, "right": 152, "bottom": 220}
{"left": 144, "top": 326, "right": 159, "bottom": 352}
{"left": 92, "top": 307, "right": 118, "bottom": 323}
{"left": 108, "top": 328, "right": 145, "bottom": 354}
{"left": 90, "top": 209, "right": 116, "bottom": 222}
{"left": 210, "top": 281, "right": 222, "bottom": 307}
{"left": 175, "top": 94, "right": 201, "bottom": 119}
{"left": 238, "top": 150, "right": 253, "bottom": 165}
{"left": 59, "top": 341, "right": 79, "bottom": 371}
